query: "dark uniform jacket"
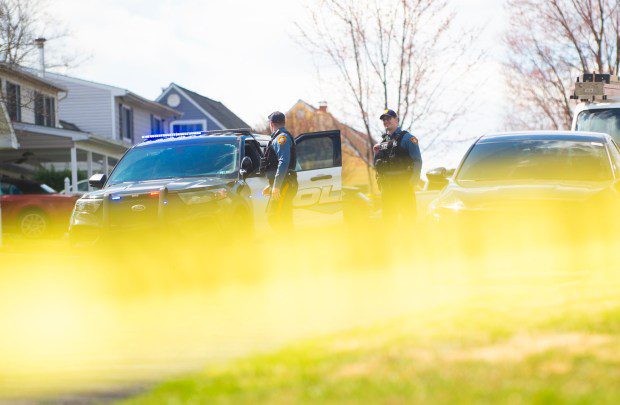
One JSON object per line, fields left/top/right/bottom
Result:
{"left": 260, "top": 127, "right": 297, "bottom": 190}
{"left": 374, "top": 127, "right": 422, "bottom": 186}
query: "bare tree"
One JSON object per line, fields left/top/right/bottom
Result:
{"left": 0, "top": 0, "right": 83, "bottom": 118}
{"left": 0, "top": 0, "right": 80, "bottom": 68}
{"left": 297, "top": 0, "right": 484, "bottom": 162}
{"left": 504, "top": 0, "right": 620, "bottom": 130}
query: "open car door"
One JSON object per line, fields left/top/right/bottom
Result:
{"left": 293, "top": 130, "right": 343, "bottom": 226}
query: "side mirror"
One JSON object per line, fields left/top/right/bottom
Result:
{"left": 426, "top": 167, "right": 450, "bottom": 191}
{"left": 240, "top": 156, "right": 253, "bottom": 179}
{"left": 88, "top": 173, "right": 107, "bottom": 189}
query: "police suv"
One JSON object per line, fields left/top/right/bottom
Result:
{"left": 69, "top": 129, "right": 343, "bottom": 244}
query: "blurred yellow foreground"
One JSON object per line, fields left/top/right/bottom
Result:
{"left": 1, "top": 203, "right": 619, "bottom": 401}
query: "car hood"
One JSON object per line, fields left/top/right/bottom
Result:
{"left": 82, "top": 177, "right": 232, "bottom": 198}
{"left": 432, "top": 180, "right": 616, "bottom": 211}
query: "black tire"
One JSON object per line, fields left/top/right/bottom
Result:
{"left": 18, "top": 209, "right": 48, "bottom": 239}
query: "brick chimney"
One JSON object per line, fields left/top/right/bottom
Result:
{"left": 318, "top": 101, "right": 328, "bottom": 112}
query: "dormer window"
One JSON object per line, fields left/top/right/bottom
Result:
{"left": 34, "top": 91, "right": 55, "bottom": 127}
{"left": 6, "top": 81, "right": 21, "bottom": 122}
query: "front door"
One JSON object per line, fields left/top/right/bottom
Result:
{"left": 293, "top": 130, "right": 343, "bottom": 226}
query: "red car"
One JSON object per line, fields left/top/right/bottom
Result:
{"left": 0, "top": 177, "right": 79, "bottom": 238}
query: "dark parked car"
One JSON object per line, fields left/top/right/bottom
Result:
{"left": 0, "top": 177, "right": 79, "bottom": 238}
{"left": 428, "top": 131, "right": 620, "bottom": 224}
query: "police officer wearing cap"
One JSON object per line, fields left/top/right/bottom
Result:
{"left": 374, "top": 109, "right": 422, "bottom": 224}
{"left": 260, "top": 111, "right": 298, "bottom": 229}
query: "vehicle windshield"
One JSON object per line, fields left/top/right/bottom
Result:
{"left": 575, "top": 109, "right": 620, "bottom": 143}
{"left": 108, "top": 141, "right": 239, "bottom": 185}
{"left": 457, "top": 139, "right": 613, "bottom": 182}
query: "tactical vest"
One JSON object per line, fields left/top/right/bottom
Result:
{"left": 375, "top": 130, "right": 413, "bottom": 178}
{"left": 260, "top": 129, "right": 297, "bottom": 180}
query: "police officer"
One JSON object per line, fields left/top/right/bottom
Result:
{"left": 374, "top": 109, "right": 422, "bottom": 225}
{"left": 260, "top": 111, "right": 298, "bottom": 230}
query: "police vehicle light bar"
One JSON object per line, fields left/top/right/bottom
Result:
{"left": 142, "top": 128, "right": 254, "bottom": 142}
{"left": 571, "top": 73, "right": 620, "bottom": 102}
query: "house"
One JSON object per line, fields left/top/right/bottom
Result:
{"left": 0, "top": 63, "right": 130, "bottom": 192}
{"left": 156, "top": 83, "right": 250, "bottom": 132}
{"left": 44, "top": 72, "right": 182, "bottom": 145}
{"left": 286, "top": 100, "right": 376, "bottom": 190}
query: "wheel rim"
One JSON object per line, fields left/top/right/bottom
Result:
{"left": 21, "top": 213, "right": 47, "bottom": 238}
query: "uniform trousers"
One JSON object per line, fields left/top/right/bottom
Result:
{"left": 267, "top": 178, "right": 298, "bottom": 231}
{"left": 380, "top": 179, "right": 417, "bottom": 226}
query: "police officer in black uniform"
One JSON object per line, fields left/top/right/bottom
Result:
{"left": 260, "top": 111, "right": 297, "bottom": 230}
{"left": 374, "top": 109, "right": 422, "bottom": 225}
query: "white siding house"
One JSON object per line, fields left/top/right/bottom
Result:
{"left": 53, "top": 77, "right": 114, "bottom": 139}
{"left": 0, "top": 64, "right": 130, "bottom": 192}
{"left": 44, "top": 72, "right": 182, "bottom": 146}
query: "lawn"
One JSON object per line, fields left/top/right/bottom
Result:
{"left": 121, "top": 271, "right": 620, "bottom": 404}
{"left": 4, "top": 222, "right": 618, "bottom": 403}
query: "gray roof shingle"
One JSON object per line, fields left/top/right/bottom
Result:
{"left": 175, "top": 84, "right": 250, "bottom": 130}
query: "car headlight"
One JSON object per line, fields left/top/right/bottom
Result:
{"left": 178, "top": 188, "right": 228, "bottom": 205}
{"left": 75, "top": 198, "right": 102, "bottom": 214}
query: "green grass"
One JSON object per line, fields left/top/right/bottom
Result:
{"left": 120, "top": 301, "right": 620, "bottom": 404}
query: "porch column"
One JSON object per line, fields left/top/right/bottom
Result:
{"left": 86, "top": 151, "right": 93, "bottom": 191}
{"left": 71, "top": 146, "right": 78, "bottom": 193}
{"left": 103, "top": 155, "right": 109, "bottom": 176}
{"left": 86, "top": 151, "right": 93, "bottom": 178}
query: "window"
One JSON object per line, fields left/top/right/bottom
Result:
{"left": 6, "top": 81, "right": 21, "bottom": 122}
{"left": 107, "top": 141, "right": 240, "bottom": 185}
{"left": 150, "top": 114, "right": 164, "bottom": 134}
{"left": 243, "top": 140, "right": 263, "bottom": 175}
{"left": 171, "top": 120, "right": 206, "bottom": 133}
{"left": 119, "top": 104, "right": 134, "bottom": 140}
{"left": 34, "top": 92, "right": 55, "bottom": 127}
{"left": 0, "top": 180, "right": 55, "bottom": 195}
{"left": 297, "top": 136, "right": 336, "bottom": 171}
{"left": 576, "top": 109, "right": 620, "bottom": 144}
{"left": 457, "top": 139, "right": 613, "bottom": 182}
{"left": 45, "top": 97, "right": 55, "bottom": 127}
{"left": 0, "top": 182, "right": 21, "bottom": 195}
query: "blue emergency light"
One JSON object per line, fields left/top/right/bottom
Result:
{"left": 142, "top": 131, "right": 207, "bottom": 142}
{"left": 141, "top": 128, "right": 255, "bottom": 143}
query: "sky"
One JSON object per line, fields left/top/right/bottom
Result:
{"left": 48, "top": 0, "right": 507, "bottom": 169}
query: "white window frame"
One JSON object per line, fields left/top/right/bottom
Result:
{"left": 170, "top": 119, "right": 207, "bottom": 133}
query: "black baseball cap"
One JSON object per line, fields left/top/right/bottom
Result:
{"left": 380, "top": 109, "right": 397, "bottom": 120}
{"left": 268, "top": 111, "right": 286, "bottom": 124}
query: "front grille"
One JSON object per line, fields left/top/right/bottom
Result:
{"left": 108, "top": 195, "right": 160, "bottom": 230}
